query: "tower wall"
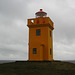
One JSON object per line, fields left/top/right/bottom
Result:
{"left": 27, "top": 17, "right": 54, "bottom": 61}
{"left": 48, "top": 27, "right": 53, "bottom": 61}
{"left": 29, "top": 27, "right": 49, "bottom": 61}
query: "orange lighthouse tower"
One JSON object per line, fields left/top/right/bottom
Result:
{"left": 27, "top": 9, "right": 54, "bottom": 61}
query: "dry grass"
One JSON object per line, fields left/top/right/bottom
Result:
{"left": 0, "top": 61, "right": 75, "bottom": 75}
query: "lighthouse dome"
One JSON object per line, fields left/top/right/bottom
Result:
{"left": 35, "top": 9, "right": 47, "bottom": 18}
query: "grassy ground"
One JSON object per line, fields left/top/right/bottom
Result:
{"left": 0, "top": 61, "right": 75, "bottom": 75}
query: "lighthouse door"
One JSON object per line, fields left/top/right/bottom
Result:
{"left": 40, "top": 44, "right": 44, "bottom": 60}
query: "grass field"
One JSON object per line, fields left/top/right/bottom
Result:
{"left": 0, "top": 61, "right": 75, "bottom": 75}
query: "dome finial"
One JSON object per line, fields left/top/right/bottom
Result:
{"left": 40, "top": 9, "right": 42, "bottom": 11}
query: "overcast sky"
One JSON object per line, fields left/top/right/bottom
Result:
{"left": 0, "top": 0, "right": 75, "bottom": 60}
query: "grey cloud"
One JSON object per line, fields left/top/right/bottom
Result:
{"left": 0, "top": 0, "right": 28, "bottom": 18}
{"left": 0, "top": 0, "right": 75, "bottom": 60}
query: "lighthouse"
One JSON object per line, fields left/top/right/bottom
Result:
{"left": 27, "top": 9, "right": 54, "bottom": 61}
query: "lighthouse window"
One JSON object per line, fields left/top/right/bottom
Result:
{"left": 31, "top": 20, "right": 34, "bottom": 23}
{"left": 36, "top": 29, "right": 41, "bottom": 36}
{"left": 50, "top": 48, "right": 51, "bottom": 55}
{"left": 33, "top": 48, "right": 37, "bottom": 54}
{"left": 50, "top": 31, "right": 51, "bottom": 37}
